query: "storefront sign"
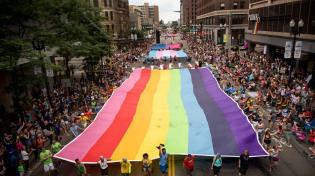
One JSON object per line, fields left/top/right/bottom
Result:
{"left": 284, "top": 41, "right": 292, "bottom": 58}
{"left": 294, "top": 41, "right": 302, "bottom": 59}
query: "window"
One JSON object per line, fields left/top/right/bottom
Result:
{"left": 103, "top": 0, "right": 107, "bottom": 7}
{"left": 233, "top": 2, "right": 238, "bottom": 9}
{"left": 110, "top": 11, "right": 113, "bottom": 20}
{"left": 219, "top": 17, "right": 226, "bottom": 25}
{"left": 240, "top": 1, "right": 245, "bottom": 9}
{"left": 105, "top": 11, "right": 109, "bottom": 20}
{"left": 112, "top": 24, "right": 115, "bottom": 31}
{"left": 220, "top": 3, "right": 225, "bottom": 10}
{"left": 109, "top": 0, "right": 112, "bottom": 7}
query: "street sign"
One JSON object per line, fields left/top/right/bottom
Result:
{"left": 46, "top": 68, "right": 54, "bottom": 77}
{"left": 263, "top": 45, "right": 267, "bottom": 55}
{"left": 284, "top": 41, "right": 292, "bottom": 58}
{"left": 294, "top": 41, "right": 302, "bottom": 59}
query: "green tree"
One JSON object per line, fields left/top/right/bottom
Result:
{"left": 0, "top": 0, "right": 112, "bottom": 114}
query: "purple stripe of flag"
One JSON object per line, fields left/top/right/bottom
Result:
{"left": 189, "top": 69, "right": 239, "bottom": 155}
{"left": 198, "top": 68, "right": 267, "bottom": 156}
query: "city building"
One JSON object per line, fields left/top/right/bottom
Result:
{"left": 138, "top": 3, "right": 159, "bottom": 30}
{"left": 181, "top": 0, "right": 197, "bottom": 26}
{"left": 129, "top": 5, "right": 143, "bottom": 30}
{"left": 91, "top": 0, "right": 130, "bottom": 39}
{"left": 246, "top": 0, "right": 315, "bottom": 72}
{"left": 196, "top": 0, "right": 248, "bottom": 47}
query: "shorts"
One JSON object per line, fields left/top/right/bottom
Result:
{"left": 159, "top": 164, "right": 168, "bottom": 174}
{"left": 213, "top": 166, "right": 221, "bottom": 174}
{"left": 101, "top": 168, "right": 109, "bottom": 175}
{"left": 43, "top": 163, "right": 54, "bottom": 172}
{"left": 143, "top": 166, "right": 152, "bottom": 172}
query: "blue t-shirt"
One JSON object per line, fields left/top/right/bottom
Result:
{"left": 159, "top": 153, "right": 168, "bottom": 166}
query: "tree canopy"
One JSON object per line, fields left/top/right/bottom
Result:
{"left": 0, "top": 0, "right": 112, "bottom": 72}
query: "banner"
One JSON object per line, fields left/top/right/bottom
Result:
{"left": 284, "top": 41, "right": 292, "bottom": 58}
{"left": 294, "top": 41, "right": 302, "bottom": 59}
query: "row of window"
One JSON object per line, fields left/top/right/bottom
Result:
{"left": 197, "top": 0, "right": 247, "bottom": 16}
{"left": 105, "top": 24, "right": 115, "bottom": 32}
{"left": 197, "top": 0, "right": 248, "bottom": 16}
{"left": 199, "top": 15, "right": 247, "bottom": 26}
{"left": 248, "top": 0, "right": 315, "bottom": 34}
{"left": 93, "top": 0, "right": 128, "bottom": 8}
{"left": 104, "top": 11, "right": 114, "bottom": 21}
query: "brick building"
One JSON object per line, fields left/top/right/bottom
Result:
{"left": 91, "top": 0, "right": 130, "bottom": 39}
{"left": 181, "top": 0, "right": 197, "bottom": 26}
{"left": 138, "top": 3, "right": 159, "bottom": 30}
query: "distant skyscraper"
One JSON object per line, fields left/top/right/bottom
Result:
{"left": 137, "top": 2, "right": 160, "bottom": 30}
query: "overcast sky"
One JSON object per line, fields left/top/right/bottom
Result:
{"left": 129, "top": 0, "right": 180, "bottom": 22}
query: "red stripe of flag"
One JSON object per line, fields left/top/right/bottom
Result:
{"left": 82, "top": 69, "right": 151, "bottom": 162}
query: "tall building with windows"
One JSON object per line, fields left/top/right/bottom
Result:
{"left": 246, "top": 0, "right": 315, "bottom": 72}
{"left": 196, "top": 0, "right": 248, "bottom": 46}
{"left": 138, "top": 3, "right": 159, "bottom": 30}
{"left": 129, "top": 5, "right": 143, "bottom": 30}
{"left": 91, "top": 0, "right": 130, "bottom": 39}
{"left": 181, "top": 0, "right": 197, "bottom": 26}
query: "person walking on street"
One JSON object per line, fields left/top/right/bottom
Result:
{"left": 183, "top": 154, "right": 195, "bottom": 176}
{"left": 142, "top": 153, "right": 152, "bottom": 176}
{"left": 157, "top": 144, "right": 168, "bottom": 176}
{"left": 238, "top": 150, "right": 250, "bottom": 176}
{"left": 211, "top": 153, "right": 222, "bottom": 176}
{"left": 98, "top": 156, "right": 111, "bottom": 176}
{"left": 268, "top": 145, "right": 281, "bottom": 172}
{"left": 75, "top": 159, "right": 87, "bottom": 176}
{"left": 40, "top": 147, "right": 55, "bottom": 176}
{"left": 120, "top": 158, "right": 131, "bottom": 176}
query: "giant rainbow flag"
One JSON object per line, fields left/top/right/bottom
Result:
{"left": 54, "top": 68, "right": 268, "bottom": 163}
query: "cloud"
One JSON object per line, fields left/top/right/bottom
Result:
{"left": 129, "top": 0, "right": 180, "bottom": 22}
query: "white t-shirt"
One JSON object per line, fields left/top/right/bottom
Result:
{"left": 21, "top": 150, "right": 29, "bottom": 160}
{"left": 98, "top": 159, "right": 108, "bottom": 169}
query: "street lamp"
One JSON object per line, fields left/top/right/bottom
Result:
{"left": 288, "top": 19, "right": 304, "bottom": 85}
